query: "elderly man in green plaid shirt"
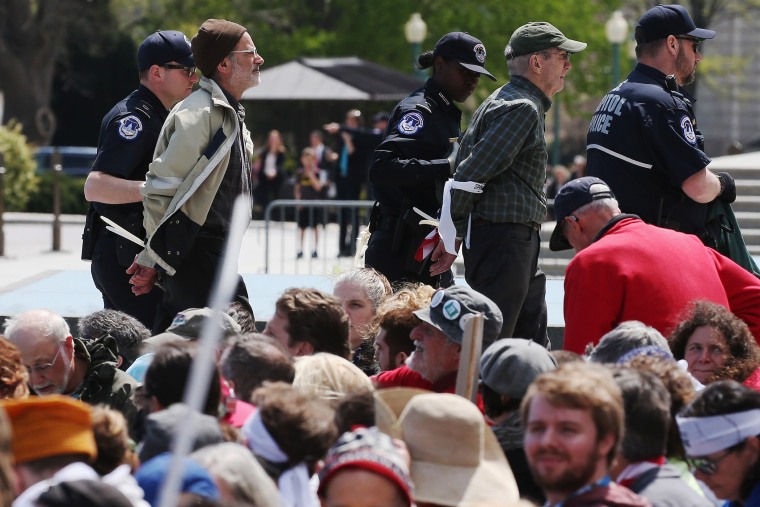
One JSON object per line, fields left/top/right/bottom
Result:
{"left": 431, "top": 22, "right": 586, "bottom": 347}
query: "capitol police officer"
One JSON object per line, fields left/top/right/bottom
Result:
{"left": 586, "top": 5, "right": 735, "bottom": 245}
{"left": 365, "top": 32, "right": 495, "bottom": 287}
{"left": 82, "top": 30, "right": 198, "bottom": 329}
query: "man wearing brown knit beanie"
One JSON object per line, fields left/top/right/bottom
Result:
{"left": 128, "top": 19, "right": 265, "bottom": 333}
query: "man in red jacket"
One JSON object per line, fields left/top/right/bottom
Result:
{"left": 550, "top": 176, "right": 760, "bottom": 354}
{"left": 372, "top": 285, "right": 502, "bottom": 400}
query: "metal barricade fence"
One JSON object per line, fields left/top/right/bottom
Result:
{"left": 264, "top": 199, "right": 375, "bottom": 274}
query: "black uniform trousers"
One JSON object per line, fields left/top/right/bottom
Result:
{"left": 91, "top": 232, "right": 163, "bottom": 330}
{"left": 463, "top": 221, "right": 548, "bottom": 347}
{"left": 152, "top": 235, "right": 248, "bottom": 334}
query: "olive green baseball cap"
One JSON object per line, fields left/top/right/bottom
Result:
{"left": 505, "top": 22, "right": 587, "bottom": 60}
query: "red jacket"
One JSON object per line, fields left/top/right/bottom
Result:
{"left": 563, "top": 216, "right": 760, "bottom": 354}
{"left": 372, "top": 366, "right": 484, "bottom": 412}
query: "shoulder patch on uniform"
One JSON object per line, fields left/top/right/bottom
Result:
{"left": 414, "top": 102, "right": 432, "bottom": 114}
{"left": 398, "top": 111, "right": 424, "bottom": 135}
{"left": 118, "top": 115, "right": 143, "bottom": 141}
{"left": 680, "top": 115, "right": 697, "bottom": 144}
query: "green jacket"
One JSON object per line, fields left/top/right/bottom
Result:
{"left": 74, "top": 336, "right": 139, "bottom": 434}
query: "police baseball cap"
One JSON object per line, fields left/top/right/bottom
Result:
{"left": 413, "top": 286, "right": 503, "bottom": 345}
{"left": 549, "top": 176, "right": 615, "bottom": 251}
{"left": 635, "top": 4, "right": 716, "bottom": 44}
{"left": 137, "top": 30, "right": 194, "bottom": 72}
{"left": 434, "top": 32, "right": 496, "bottom": 81}
{"left": 505, "top": 22, "right": 587, "bottom": 60}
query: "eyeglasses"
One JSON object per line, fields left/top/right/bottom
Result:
{"left": 229, "top": 48, "right": 258, "bottom": 57}
{"left": 161, "top": 63, "right": 197, "bottom": 78}
{"left": 675, "top": 36, "right": 702, "bottom": 54}
{"left": 539, "top": 50, "right": 571, "bottom": 62}
{"left": 686, "top": 448, "right": 734, "bottom": 475}
{"left": 25, "top": 346, "right": 63, "bottom": 376}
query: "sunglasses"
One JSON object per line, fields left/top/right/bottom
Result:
{"left": 686, "top": 448, "right": 734, "bottom": 475}
{"left": 675, "top": 36, "right": 703, "bottom": 53}
{"left": 161, "top": 63, "right": 197, "bottom": 78}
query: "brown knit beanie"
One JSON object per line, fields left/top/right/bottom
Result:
{"left": 191, "top": 19, "right": 248, "bottom": 77}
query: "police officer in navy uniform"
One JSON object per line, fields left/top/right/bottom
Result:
{"left": 586, "top": 4, "right": 735, "bottom": 242}
{"left": 82, "top": 30, "right": 198, "bottom": 329}
{"left": 365, "top": 32, "right": 495, "bottom": 287}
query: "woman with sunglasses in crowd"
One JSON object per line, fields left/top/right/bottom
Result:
{"left": 677, "top": 380, "right": 760, "bottom": 506}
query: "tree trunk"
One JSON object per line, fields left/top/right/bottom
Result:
{"left": 0, "top": 0, "right": 78, "bottom": 145}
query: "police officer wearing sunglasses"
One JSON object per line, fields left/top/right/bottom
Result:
{"left": 82, "top": 30, "right": 198, "bottom": 329}
{"left": 586, "top": 5, "right": 741, "bottom": 262}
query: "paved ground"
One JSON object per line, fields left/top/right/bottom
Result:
{"left": 0, "top": 213, "right": 565, "bottom": 328}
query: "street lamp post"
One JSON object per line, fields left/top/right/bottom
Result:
{"left": 404, "top": 13, "right": 428, "bottom": 80}
{"left": 605, "top": 10, "right": 629, "bottom": 87}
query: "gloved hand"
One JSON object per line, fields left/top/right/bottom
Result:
{"left": 447, "top": 141, "right": 459, "bottom": 175}
{"left": 716, "top": 171, "right": 736, "bottom": 203}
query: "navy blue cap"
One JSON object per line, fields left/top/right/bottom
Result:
{"left": 434, "top": 32, "right": 496, "bottom": 81}
{"left": 635, "top": 4, "right": 716, "bottom": 44}
{"left": 413, "top": 286, "right": 503, "bottom": 345}
{"left": 549, "top": 176, "right": 615, "bottom": 251}
{"left": 137, "top": 30, "right": 194, "bottom": 71}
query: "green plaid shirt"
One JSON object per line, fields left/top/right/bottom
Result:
{"left": 451, "top": 76, "right": 550, "bottom": 236}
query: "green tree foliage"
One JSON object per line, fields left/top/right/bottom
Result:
{"left": 0, "top": 121, "right": 39, "bottom": 211}
{"left": 112, "top": 0, "right": 630, "bottom": 116}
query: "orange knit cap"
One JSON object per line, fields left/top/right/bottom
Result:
{"left": 0, "top": 395, "right": 96, "bottom": 464}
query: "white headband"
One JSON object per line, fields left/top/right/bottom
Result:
{"left": 676, "top": 409, "right": 760, "bottom": 456}
{"left": 242, "top": 411, "right": 315, "bottom": 507}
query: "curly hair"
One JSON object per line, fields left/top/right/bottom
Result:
{"left": 670, "top": 301, "right": 760, "bottom": 384}
{"left": 368, "top": 284, "right": 434, "bottom": 359}
{"left": 0, "top": 337, "right": 28, "bottom": 399}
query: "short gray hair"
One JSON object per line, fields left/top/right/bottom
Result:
{"left": 573, "top": 197, "right": 620, "bottom": 218}
{"left": 4, "top": 309, "right": 70, "bottom": 346}
{"left": 506, "top": 53, "right": 531, "bottom": 77}
{"left": 588, "top": 321, "right": 670, "bottom": 363}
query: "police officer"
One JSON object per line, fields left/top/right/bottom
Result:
{"left": 586, "top": 5, "right": 735, "bottom": 243}
{"left": 82, "top": 30, "right": 198, "bottom": 329}
{"left": 365, "top": 32, "right": 495, "bottom": 287}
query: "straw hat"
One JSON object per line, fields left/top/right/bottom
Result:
{"left": 374, "top": 389, "right": 519, "bottom": 506}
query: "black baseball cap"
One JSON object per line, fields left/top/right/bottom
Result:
{"left": 505, "top": 22, "right": 587, "bottom": 60}
{"left": 635, "top": 4, "right": 716, "bottom": 44}
{"left": 137, "top": 30, "right": 194, "bottom": 71}
{"left": 434, "top": 32, "right": 496, "bottom": 81}
{"left": 549, "top": 176, "right": 615, "bottom": 251}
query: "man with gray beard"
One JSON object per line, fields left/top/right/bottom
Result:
{"left": 4, "top": 309, "right": 139, "bottom": 435}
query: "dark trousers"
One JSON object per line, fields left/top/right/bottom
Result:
{"left": 337, "top": 177, "right": 362, "bottom": 255}
{"left": 365, "top": 229, "right": 452, "bottom": 288}
{"left": 90, "top": 233, "right": 162, "bottom": 330}
{"left": 463, "top": 221, "right": 548, "bottom": 347}
{"left": 153, "top": 236, "right": 248, "bottom": 334}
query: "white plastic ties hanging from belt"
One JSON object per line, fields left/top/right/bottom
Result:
{"left": 413, "top": 179, "right": 484, "bottom": 255}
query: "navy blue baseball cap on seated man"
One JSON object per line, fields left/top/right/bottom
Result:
{"left": 635, "top": 4, "right": 716, "bottom": 44}
{"left": 434, "top": 32, "right": 497, "bottom": 81}
{"left": 549, "top": 176, "right": 615, "bottom": 251}
{"left": 137, "top": 30, "right": 195, "bottom": 72}
{"left": 413, "top": 286, "right": 503, "bottom": 345}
